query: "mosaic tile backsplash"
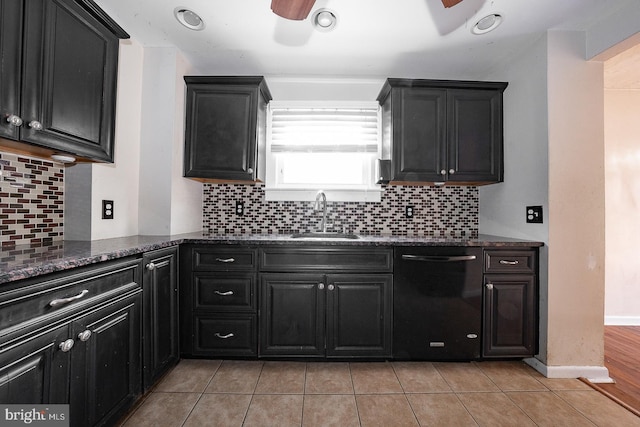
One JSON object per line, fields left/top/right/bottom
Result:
{"left": 0, "top": 152, "right": 64, "bottom": 246}
{"left": 203, "top": 184, "right": 478, "bottom": 238}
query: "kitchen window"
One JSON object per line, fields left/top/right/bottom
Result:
{"left": 265, "top": 101, "right": 382, "bottom": 202}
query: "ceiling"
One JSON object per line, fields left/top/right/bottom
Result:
{"left": 95, "top": 0, "right": 637, "bottom": 80}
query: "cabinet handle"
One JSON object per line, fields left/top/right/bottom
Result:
{"left": 146, "top": 262, "right": 156, "bottom": 270}
{"left": 449, "top": 168, "right": 455, "bottom": 174}
{"left": 214, "top": 333, "right": 234, "bottom": 339}
{"left": 499, "top": 260, "right": 519, "bottom": 265}
{"left": 215, "top": 257, "right": 235, "bottom": 263}
{"left": 28, "top": 120, "right": 43, "bottom": 131}
{"left": 214, "top": 290, "right": 234, "bottom": 296}
{"left": 6, "top": 114, "right": 23, "bottom": 127}
{"left": 440, "top": 169, "right": 447, "bottom": 176}
{"left": 486, "top": 283, "right": 494, "bottom": 290}
{"left": 247, "top": 168, "right": 254, "bottom": 174}
{"left": 59, "top": 339, "right": 75, "bottom": 352}
{"left": 328, "top": 284, "right": 335, "bottom": 291}
{"left": 49, "top": 289, "right": 89, "bottom": 307}
{"left": 318, "top": 283, "right": 325, "bottom": 290}
{"left": 77, "top": 330, "right": 92, "bottom": 342}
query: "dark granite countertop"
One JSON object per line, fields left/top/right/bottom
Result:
{"left": 0, "top": 232, "right": 543, "bottom": 284}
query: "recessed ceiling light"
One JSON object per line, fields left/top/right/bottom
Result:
{"left": 471, "top": 13, "right": 503, "bottom": 35}
{"left": 312, "top": 9, "right": 337, "bottom": 32}
{"left": 174, "top": 7, "right": 205, "bottom": 31}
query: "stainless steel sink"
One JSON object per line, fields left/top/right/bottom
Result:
{"left": 290, "top": 232, "right": 360, "bottom": 239}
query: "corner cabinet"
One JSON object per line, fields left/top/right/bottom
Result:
{"left": 183, "top": 76, "right": 272, "bottom": 181}
{"left": 377, "top": 79, "right": 507, "bottom": 185}
{"left": 0, "top": 0, "right": 129, "bottom": 162}
{"left": 482, "top": 249, "right": 538, "bottom": 358}
{"left": 142, "top": 247, "right": 179, "bottom": 390}
{"left": 259, "top": 247, "right": 393, "bottom": 358}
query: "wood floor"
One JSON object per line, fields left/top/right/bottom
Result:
{"left": 590, "top": 326, "right": 640, "bottom": 416}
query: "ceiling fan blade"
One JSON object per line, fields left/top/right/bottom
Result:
{"left": 271, "top": 0, "right": 317, "bottom": 20}
{"left": 441, "top": 0, "right": 464, "bottom": 7}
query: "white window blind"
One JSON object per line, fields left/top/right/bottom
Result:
{"left": 270, "top": 107, "right": 379, "bottom": 153}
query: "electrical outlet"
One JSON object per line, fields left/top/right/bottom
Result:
{"left": 102, "top": 200, "right": 114, "bottom": 220}
{"left": 405, "top": 205, "right": 414, "bottom": 218}
{"left": 235, "top": 200, "right": 244, "bottom": 216}
{"left": 526, "top": 206, "right": 543, "bottom": 223}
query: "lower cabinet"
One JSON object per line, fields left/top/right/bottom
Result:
{"left": 482, "top": 249, "right": 538, "bottom": 358}
{"left": 260, "top": 273, "right": 393, "bottom": 358}
{"left": 142, "top": 248, "right": 179, "bottom": 390}
{"left": 0, "top": 258, "right": 143, "bottom": 427}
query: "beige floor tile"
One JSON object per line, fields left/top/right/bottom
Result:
{"left": 122, "top": 392, "right": 200, "bottom": 427}
{"left": 535, "top": 377, "right": 592, "bottom": 391}
{"left": 205, "top": 360, "right": 263, "bottom": 393}
{"left": 507, "top": 391, "right": 596, "bottom": 426}
{"left": 350, "top": 362, "right": 404, "bottom": 394}
{"left": 392, "top": 362, "right": 452, "bottom": 393}
{"left": 243, "top": 394, "right": 304, "bottom": 427}
{"left": 255, "top": 361, "right": 306, "bottom": 394}
{"left": 475, "top": 361, "right": 548, "bottom": 391}
{"left": 302, "top": 395, "right": 359, "bottom": 427}
{"left": 407, "top": 393, "right": 478, "bottom": 426}
{"left": 183, "top": 394, "right": 251, "bottom": 427}
{"left": 154, "top": 359, "right": 222, "bottom": 393}
{"left": 304, "top": 362, "right": 354, "bottom": 394}
{"left": 555, "top": 390, "right": 640, "bottom": 427}
{"left": 457, "top": 392, "right": 536, "bottom": 427}
{"left": 433, "top": 362, "right": 500, "bottom": 392}
{"left": 356, "top": 394, "right": 419, "bottom": 427}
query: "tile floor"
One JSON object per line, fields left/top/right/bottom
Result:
{"left": 118, "top": 359, "right": 640, "bottom": 427}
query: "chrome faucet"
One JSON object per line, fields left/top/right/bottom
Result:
{"left": 314, "top": 190, "right": 328, "bottom": 232}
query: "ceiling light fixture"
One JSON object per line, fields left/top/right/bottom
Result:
{"left": 312, "top": 9, "right": 337, "bottom": 32}
{"left": 174, "top": 7, "right": 205, "bottom": 31}
{"left": 471, "top": 13, "right": 503, "bottom": 35}
{"left": 50, "top": 154, "right": 76, "bottom": 164}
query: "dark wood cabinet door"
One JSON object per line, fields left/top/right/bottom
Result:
{"left": 184, "top": 77, "right": 271, "bottom": 180}
{"left": 20, "top": 0, "right": 119, "bottom": 161}
{"left": 392, "top": 87, "right": 447, "bottom": 182}
{"left": 0, "top": 0, "right": 24, "bottom": 141}
{"left": 483, "top": 274, "right": 536, "bottom": 357}
{"left": 447, "top": 89, "right": 503, "bottom": 182}
{"left": 0, "top": 325, "right": 69, "bottom": 404}
{"left": 70, "top": 294, "right": 141, "bottom": 427}
{"left": 259, "top": 273, "right": 325, "bottom": 356}
{"left": 142, "top": 248, "right": 179, "bottom": 390}
{"left": 326, "top": 274, "right": 392, "bottom": 357}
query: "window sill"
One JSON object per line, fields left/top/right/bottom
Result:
{"left": 264, "top": 188, "right": 383, "bottom": 202}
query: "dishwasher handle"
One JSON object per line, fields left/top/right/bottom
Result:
{"left": 401, "top": 254, "right": 477, "bottom": 262}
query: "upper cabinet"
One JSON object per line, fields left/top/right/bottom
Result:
{"left": 183, "top": 76, "right": 272, "bottom": 182}
{"left": 377, "top": 79, "right": 508, "bottom": 185}
{"left": 0, "top": 0, "right": 128, "bottom": 162}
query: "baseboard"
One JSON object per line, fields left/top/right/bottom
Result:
{"left": 524, "top": 357, "right": 613, "bottom": 383}
{"left": 604, "top": 316, "right": 640, "bottom": 326}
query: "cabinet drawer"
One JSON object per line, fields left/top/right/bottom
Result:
{"left": 194, "top": 273, "right": 255, "bottom": 311}
{"left": 192, "top": 247, "right": 257, "bottom": 271}
{"left": 260, "top": 247, "right": 393, "bottom": 272}
{"left": 193, "top": 314, "right": 257, "bottom": 357}
{"left": 0, "top": 259, "right": 141, "bottom": 334}
{"left": 484, "top": 250, "right": 536, "bottom": 274}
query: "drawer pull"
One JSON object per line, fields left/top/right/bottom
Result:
{"left": 214, "top": 290, "right": 234, "bottom": 296}
{"left": 49, "top": 289, "right": 89, "bottom": 307}
{"left": 215, "top": 257, "right": 235, "bottom": 263}
{"left": 59, "top": 339, "right": 75, "bottom": 352}
{"left": 214, "top": 332, "right": 235, "bottom": 339}
{"left": 499, "top": 260, "right": 519, "bottom": 265}
{"left": 77, "top": 330, "right": 92, "bottom": 342}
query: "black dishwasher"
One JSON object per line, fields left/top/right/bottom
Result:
{"left": 394, "top": 246, "right": 483, "bottom": 360}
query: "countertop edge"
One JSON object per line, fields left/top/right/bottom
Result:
{"left": 0, "top": 233, "right": 543, "bottom": 285}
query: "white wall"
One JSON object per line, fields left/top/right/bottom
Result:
{"left": 604, "top": 89, "right": 640, "bottom": 325}
{"left": 91, "top": 39, "right": 144, "bottom": 240}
